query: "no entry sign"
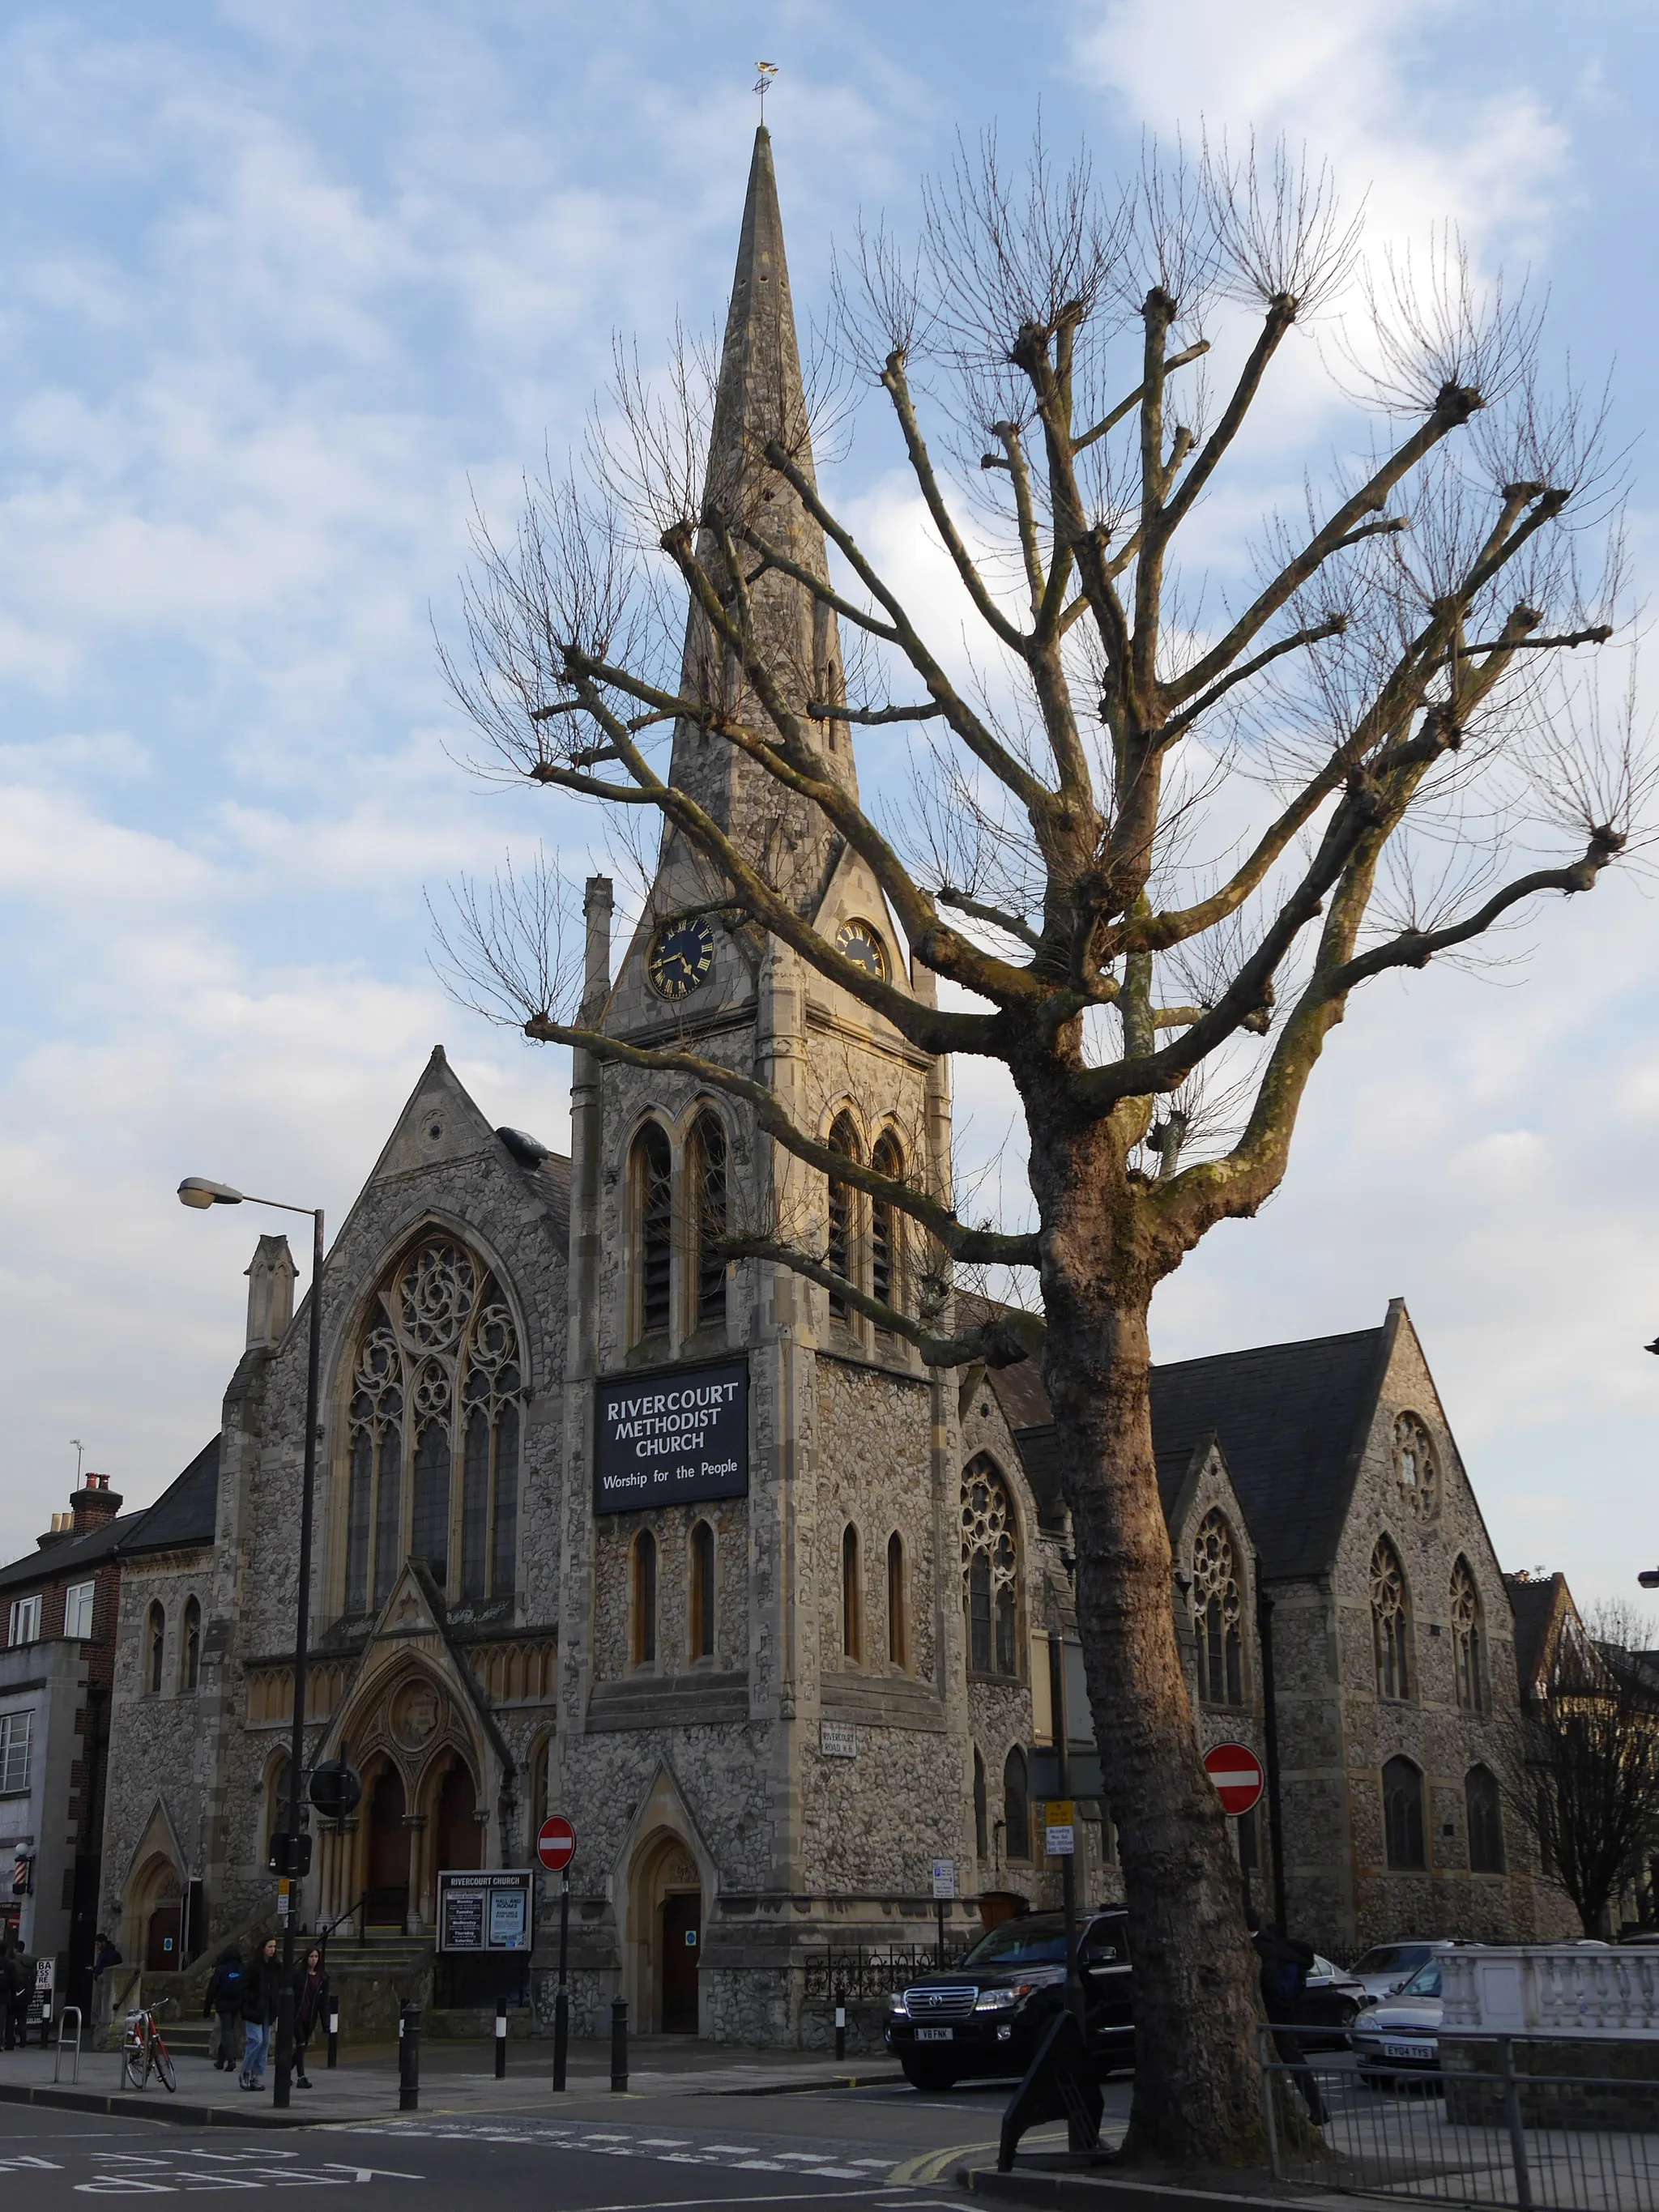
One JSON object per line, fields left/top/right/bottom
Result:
{"left": 536, "top": 1815, "right": 577, "bottom": 1873}
{"left": 1203, "top": 1742, "right": 1265, "bottom": 1817}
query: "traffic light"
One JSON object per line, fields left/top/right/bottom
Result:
{"left": 267, "top": 1833, "right": 313, "bottom": 1877}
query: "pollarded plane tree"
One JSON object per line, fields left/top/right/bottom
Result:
{"left": 439, "top": 129, "right": 1642, "bottom": 2162}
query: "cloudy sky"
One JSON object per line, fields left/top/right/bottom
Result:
{"left": 0, "top": 0, "right": 1654, "bottom": 1605}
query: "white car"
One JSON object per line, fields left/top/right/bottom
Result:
{"left": 1346, "top": 1939, "right": 1439, "bottom": 2001}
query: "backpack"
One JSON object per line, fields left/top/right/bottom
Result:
{"left": 1271, "top": 1955, "right": 1303, "bottom": 2004}
{"left": 217, "top": 1963, "right": 241, "bottom": 2003}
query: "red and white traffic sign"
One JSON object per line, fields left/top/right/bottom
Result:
{"left": 536, "top": 1815, "right": 577, "bottom": 1873}
{"left": 1203, "top": 1742, "right": 1265, "bottom": 1816}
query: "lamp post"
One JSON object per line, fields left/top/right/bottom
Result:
{"left": 179, "top": 1174, "right": 324, "bottom": 2110}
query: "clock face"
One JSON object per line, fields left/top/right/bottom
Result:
{"left": 835, "top": 917, "right": 889, "bottom": 982}
{"left": 646, "top": 914, "right": 715, "bottom": 1000}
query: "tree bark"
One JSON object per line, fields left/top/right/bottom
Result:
{"left": 1033, "top": 1110, "right": 1267, "bottom": 2164}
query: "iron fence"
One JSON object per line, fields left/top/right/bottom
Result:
{"left": 1262, "top": 2031, "right": 1659, "bottom": 2212}
{"left": 801, "top": 1946, "right": 968, "bottom": 2003}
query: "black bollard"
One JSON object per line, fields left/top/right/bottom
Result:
{"left": 609, "top": 1996, "right": 628, "bottom": 2092}
{"left": 326, "top": 1998, "right": 339, "bottom": 2071}
{"left": 552, "top": 1984, "right": 569, "bottom": 2093}
{"left": 834, "top": 1984, "right": 847, "bottom": 2063}
{"left": 398, "top": 2002, "right": 420, "bottom": 2112}
{"left": 495, "top": 1997, "right": 507, "bottom": 2079}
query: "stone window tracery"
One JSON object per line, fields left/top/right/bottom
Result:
{"left": 1393, "top": 1413, "right": 1440, "bottom": 1522}
{"left": 826, "top": 1115, "right": 860, "bottom": 1320}
{"left": 689, "top": 1111, "right": 728, "bottom": 1330}
{"left": 962, "top": 1457, "right": 1019, "bottom": 1677}
{"left": 870, "top": 1131, "right": 903, "bottom": 1318}
{"left": 1192, "top": 1510, "right": 1244, "bottom": 1705}
{"left": 632, "top": 1123, "right": 673, "bottom": 1342}
{"left": 1371, "top": 1537, "right": 1412, "bottom": 1701}
{"left": 1451, "top": 1556, "right": 1486, "bottom": 1713}
{"left": 344, "top": 1234, "right": 522, "bottom": 1614}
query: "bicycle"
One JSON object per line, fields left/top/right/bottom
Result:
{"left": 119, "top": 2009, "right": 177, "bottom": 2093}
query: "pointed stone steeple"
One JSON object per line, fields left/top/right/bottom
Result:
{"left": 663, "top": 129, "right": 853, "bottom": 902}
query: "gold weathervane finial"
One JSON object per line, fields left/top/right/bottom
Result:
{"left": 754, "top": 60, "right": 777, "bottom": 119}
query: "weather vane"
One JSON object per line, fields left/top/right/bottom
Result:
{"left": 754, "top": 61, "right": 777, "bottom": 119}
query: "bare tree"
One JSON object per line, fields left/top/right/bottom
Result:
{"left": 437, "top": 126, "right": 1646, "bottom": 2163}
{"left": 1516, "top": 1602, "right": 1659, "bottom": 1938}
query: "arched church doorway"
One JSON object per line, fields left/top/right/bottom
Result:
{"left": 145, "top": 1895, "right": 182, "bottom": 1971}
{"left": 433, "top": 1758, "right": 481, "bottom": 1873}
{"left": 365, "top": 1766, "right": 410, "bottom": 1929}
{"left": 629, "top": 1832, "right": 702, "bottom": 2035}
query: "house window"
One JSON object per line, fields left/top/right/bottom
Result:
{"left": 842, "top": 1524, "right": 863, "bottom": 1662}
{"left": 633, "top": 1123, "right": 673, "bottom": 1342}
{"left": 632, "top": 1530, "right": 658, "bottom": 1666}
{"left": 870, "top": 1132, "right": 903, "bottom": 1315}
{"left": 1467, "top": 1764, "right": 1505, "bottom": 1873}
{"left": 1371, "top": 1538, "right": 1412, "bottom": 1700}
{"left": 1004, "top": 1746, "right": 1030, "bottom": 1859}
{"left": 1192, "top": 1510, "right": 1244, "bottom": 1705}
{"left": 689, "top": 1520, "right": 715, "bottom": 1660}
{"left": 689, "top": 1111, "right": 728, "bottom": 1330}
{"left": 145, "top": 1602, "right": 166, "bottom": 1694}
{"left": 962, "top": 1458, "right": 1019, "bottom": 1677}
{"left": 825, "top": 1115, "right": 861, "bottom": 1319}
{"left": 886, "top": 1531, "right": 907, "bottom": 1670}
{"left": 0, "top": 1711, "right": 32, "bottom": 1794}
{"left": 344, "top": 1234, "right": 522, "bottom": 1612}
{"left": 973, "top": 1747, "right": 988, "bottom": 1858}
{"left": 1393, "top": 1413, "right": 1440, "bottom": 1522}
{"left": 7, "top": 1595, "right": 41, "bottom": 1647}
{"left": 181, "top": 1596, "right": 202, "bottom": 1691}
{"left": 63, "top": 1582, "right": 96, "bottom": 1642}
{"left": 1451, "top": 1557, "right": 1485, "bottom": 1712}
{"left": 1382, "top": 1754, "right": 1426, "bottom": 1869}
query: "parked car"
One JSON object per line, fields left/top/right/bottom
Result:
{"left": 1300, "top": 1954, "right": 1370, "bottom": 2050}
{"left": 885, "top": 1909, "right": 1133, "bottom": 2091}
{"left": 1347, "top": 1940, "right": 1439, "bottom": 2001}
{"left": 1351, "top": 1950, "right": 1446, "bottom": 2081}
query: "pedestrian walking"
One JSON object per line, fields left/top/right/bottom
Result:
{"left": 292, "top": 1947, "right": 328, "bottom": 2090}
{"left": 0, "top": 1938, "right": 25, "bottom": 2051}
{"left": 1247, "top": 1908, "right": 1328, "bottom": 2126}
{"left": 203, "top": 1946, "right": 244, "bottom": 2071}
{"left": 239, "top": 1935, "right": 282, "bottom": 2091}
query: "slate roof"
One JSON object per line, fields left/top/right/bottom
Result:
{"left": 0, "top": 1436, "right": 220, "bottom": 1593}
{"left": 978, "top": 1306, "right": 1392, "bottom": 1580}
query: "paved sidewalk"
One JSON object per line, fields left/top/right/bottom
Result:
{"left": 0, "top": 2035, "right": 902, "bottom": 2128}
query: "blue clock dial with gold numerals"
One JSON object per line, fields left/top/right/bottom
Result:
{"left": 646, "top": 914, "right": 715, "bottom": 1000}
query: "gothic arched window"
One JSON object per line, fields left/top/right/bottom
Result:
{"left": 1192, "top": 1510, "right": 1244, "bottom": 1705}
{"left": 689, "top": 1519, "right": 715, "bottom": 1660}
{"left": 145, "top": 1603, "right": 165, "bottom": 1696}
{"left": 1466, "top": 1763, "right": 1504, "bottom": 1873}
{"left": 1393, "top": 1413, "right": 1440, "bottom": 1522}
{"left": 962, "top": 1458, "right": 1019, "bottom": 1677}
{"left": 1451, "top": 1557, "right": 1486, "bottom": 1712}
{"left": 886, "top": 1530, "right": 907, "bottom": 1670}
{"left": 842, "top": 1524, "right": 863, "bottom": 1661}
{"left": 973, "top": 1746, "right": 988, "bottom": 1858}
{"left": 1004, "top": 1746, "right": 1030, "bottom": 1859}
{"left": 1371, "top": 1538, "right": 1412, "bottom": 1701}
{"left": 632, "top": 1529, "right": 657, "bottom": 1666}
{"left": 344, "top": 1235, "right": 523, "bottom": 1614}
{"left": 826, "top": 1114, "right": 860, "bottom": 1319}
{"left": 689, "top": 1111, "right": 728, "bottom": 1330}
{"left": 1383, "top": 1754, "right": 1426, "bottom": 1869}
{"left": 870, "top": 1131, "right": 903, "bottom": 1315}
{"left": 180, "top": 1596, "right": 201, "bottom": 1693}
{"left": 632, "top": 1123, "right": 673, "bottom": 1343}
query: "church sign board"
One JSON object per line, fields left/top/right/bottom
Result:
{"left": 437, "top": 1869, "right": 534, "bottom": 1953}
{"left": 593, "top": 1357, "right": 749, "bottom": 1513}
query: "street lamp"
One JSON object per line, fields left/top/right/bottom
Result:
{"left": 178, "top": 1174, "right": 324, "bottom": 2111}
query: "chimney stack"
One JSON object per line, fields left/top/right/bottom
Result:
{"left": 245, "top": 1233, "right": 297, "bottom": 1349}
{"left": 70, "top": 1470, "right": 122, "bottom": 1534}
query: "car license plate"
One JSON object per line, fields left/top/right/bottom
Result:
{"left": 1383, "top": 2040, "right": 1431, "bottom": 2061}
{"left": 915, "top": 2027, "right": 953, "bottom": 2043}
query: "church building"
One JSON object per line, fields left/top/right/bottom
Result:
{"left": 94, "top": 129, "right": 1572, "bottom": 2041}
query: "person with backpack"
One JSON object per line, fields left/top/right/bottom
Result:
{"left": 203, "top": 1946, "right": 244, "bottom": 2072}
{"left": 1246, "top": 1908, "right": 1328, "bottom": 2125}
{"left": 239, "top": 1935, "right": 282, "bottom": 2091}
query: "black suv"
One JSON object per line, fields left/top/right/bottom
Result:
{"left": 884, "top": 1909, "right": 1133, "bottom": 2090}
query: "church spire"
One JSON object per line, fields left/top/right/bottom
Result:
{"left": 664, "top": 128, "right": 853, "bottom": 871}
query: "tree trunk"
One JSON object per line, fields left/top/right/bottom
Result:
{"left": 1034, "top": 1116, "right": 1268, "bottom": 2166}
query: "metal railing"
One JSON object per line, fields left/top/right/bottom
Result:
{"left": 802, "top": 1945, "right": 968, "bottom": 2003}
{"left": 1261, "top": 2031, "right": 1659, "bottom": 2211}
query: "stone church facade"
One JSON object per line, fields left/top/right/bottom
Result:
{"left": 96, "top": 128, "right": 1571, "bottom": 2039}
